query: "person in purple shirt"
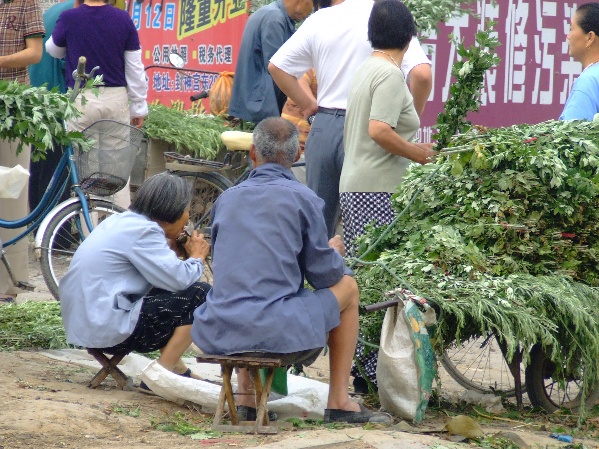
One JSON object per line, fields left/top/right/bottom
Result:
{"left": 192, "top": 117, "right": 391, "bottom": 424}
{"left": 45, "top": 0, "right": 147, "bottom": 209}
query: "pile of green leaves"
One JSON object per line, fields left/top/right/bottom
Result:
{"left": 0, "top": 302, "right": 68, "bottom": 351}
{"left": 0, "top": 80, "right": 90, "bottom": 161}
{"left": 353, "top": 119, "right": 599, "bottom": 407}
{"left": 142, "top": 104, "right": 240, "bottom": 159}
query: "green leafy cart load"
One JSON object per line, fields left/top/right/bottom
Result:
{"left": 0, "top": 80, "right": 90, "bottom": 162}
{"left": 142, "top": 104, "right": 242, "bottom": 160}
{"left": 353, "top": 119, "right": 599, "bottom": 408}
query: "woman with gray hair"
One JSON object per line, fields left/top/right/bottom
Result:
{"left": 60, "top": 172, "right": 210, "bottom": 384}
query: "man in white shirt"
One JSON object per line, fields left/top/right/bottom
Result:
{"left": 269, "top": 0, "right": 431, "bottom": 238}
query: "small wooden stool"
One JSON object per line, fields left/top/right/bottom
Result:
{"left": 196, "top": 354, "right": 282, "bottom": 434}
{"left": 87, "top": 348, "right": 133, "bottom": 390}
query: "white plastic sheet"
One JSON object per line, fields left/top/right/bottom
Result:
{"left": 41, "top": 349, "right": 329, "bottom": 419}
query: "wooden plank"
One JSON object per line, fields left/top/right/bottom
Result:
{"left": 196, "top": 354, "right": 282, "bottom": 367}
{"left": 212, "top": 424, "right": 278, "bottom": 435}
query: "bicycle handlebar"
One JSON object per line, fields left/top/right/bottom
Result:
{"left": 76, "top": 56, "right": 87, "bottom": 79}
{"left": 144, "top": 64, "right": 219, "bottom": 76}
{"left": 190, "top": 91, "right": 209, "bottom": 101}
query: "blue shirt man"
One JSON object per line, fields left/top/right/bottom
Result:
{"left": 192, "top": 117, "right": 391, "bottom": 425}
{"left": 227, "top": 0, "right": 314, "bottom": 124}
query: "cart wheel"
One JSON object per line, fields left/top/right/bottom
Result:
{"left": 442, "top": 333, "right": 523, "bottom": 397}
{"left": 525, "top": 343, "right": 599, "bottom": 412}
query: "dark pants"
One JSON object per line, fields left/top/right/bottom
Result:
{"left": 304, "top": 112, "right": 345, "bottom": 239}
{"left": 101, "top": 282, "right": 211, "bottom": 354}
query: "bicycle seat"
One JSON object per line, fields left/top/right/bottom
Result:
{"left": 220, "top": 131, "right": 253, "bottom": 151}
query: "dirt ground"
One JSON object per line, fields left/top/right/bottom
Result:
{"left": 1, "top": 245, "right": 598, "bottom": 448}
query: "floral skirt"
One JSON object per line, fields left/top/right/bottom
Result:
{"left": 340, "top": 191, "right": 395, "bottom": 383}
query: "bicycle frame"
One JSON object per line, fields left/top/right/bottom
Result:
{"left": 0, "top": 147, "right": 91, "bottom": 247}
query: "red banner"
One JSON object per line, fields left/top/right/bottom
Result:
{"left": 133, "top": 0, "right": 248, "bottom": 113}
{"left": 418, "top": 0, "right": 579, "bottom": 142}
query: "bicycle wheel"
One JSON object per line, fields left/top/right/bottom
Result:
{"left": 442, "top": 333, "right": 523, "bottom": 396}
{"left": 525, "top": 343, "right": 599, "bottom": 412}
{"left": 39, "top": 199, "right": 124, "bottom": 300}
{"left": 176, "top": 172, "right": 230, "bottom": 285}
{"left": 176, "top": 171, "right": 230, "bottom": 229}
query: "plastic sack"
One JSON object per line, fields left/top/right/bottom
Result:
{"left": 209, "top": 72, "right": 234, "bottom": 116}
{"left": 0, "top": 165, "right": 29, "bottom": 199}
{"left": 376, "top": 299, "right": 437, "bottom": 423}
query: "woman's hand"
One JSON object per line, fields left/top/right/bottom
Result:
{"left": 184, "top": 231, "right": 210, "bottom": 262}
{"left": 414, "top": 142, "right": 437, "bottom": 164}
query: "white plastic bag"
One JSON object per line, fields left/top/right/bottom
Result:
{"left": 376, "top": 300, "right": 436, "bottom": 423}
{"left": 0, "top": 165, "right": 29, "bottom": 199}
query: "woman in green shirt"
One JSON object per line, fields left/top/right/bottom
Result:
{"left": 341, "top": 0, "right": 436, "bottom": 391}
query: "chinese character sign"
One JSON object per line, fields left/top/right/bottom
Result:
{"left": 133, "top": 0, "right": 247, "bottom": 112}
{"left": 418, "top": 0, "right": 580, "bottom": 143}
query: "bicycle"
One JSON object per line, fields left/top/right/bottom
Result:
{"left": 0, "top": 57, "right": 143, "bottom": 300}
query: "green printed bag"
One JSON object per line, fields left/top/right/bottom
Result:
{"left": 376, "top": 298, "right": 437, "bottom": 423}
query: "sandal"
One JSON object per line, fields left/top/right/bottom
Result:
{"left": 324, "top": 403, "right": 393, "bottom": 425}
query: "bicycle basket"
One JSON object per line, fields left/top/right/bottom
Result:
{"left": 75, "top": 119, "right": 144, "bottom": 196}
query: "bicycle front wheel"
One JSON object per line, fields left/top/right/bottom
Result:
{"left": 39, "top": 199, "right": 124, "bottom": 300}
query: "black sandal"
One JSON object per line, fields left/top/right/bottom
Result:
{"left": 324, "top": 403, "right": 392, "bottom": 425}
{"left": 236, "top": 405, "right": 278, "bottom": 422}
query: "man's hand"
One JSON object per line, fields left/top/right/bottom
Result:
{"left": 328, "top": 235, "right": 346, "bottom": 257}
{"left": 184, "top": 231, "right": 210, "bottom": 262}
{"left": 131, "top": 116, "right": 144, "bottom": 128}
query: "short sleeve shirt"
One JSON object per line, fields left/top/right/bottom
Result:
{"left": 560, "top": 63, "right": 599, "bottom": 121}
{"left": 0, "top": 0, "right": 45, "bottom": 84}
{"left": 341, "top": 57, "right": 419, "bottom": 193}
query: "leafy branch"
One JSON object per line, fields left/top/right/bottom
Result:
{"left": 404, "top": 0, "right": 477, "bottom": 38}
{"left": 0, "top": 80, "right": 96, "bottom": 162}
{"left": 434, "top": 23, "right": 501, "bottom": 150}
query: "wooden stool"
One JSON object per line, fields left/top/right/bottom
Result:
{"left": 196, "top": 354, "right": 282, "bottom": 434}
{"left": 87, "top": 348, "right": 133, "bottom": 390}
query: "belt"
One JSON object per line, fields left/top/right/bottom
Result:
{"left": 317, "top": 107, "right": 346, "bottom": 116}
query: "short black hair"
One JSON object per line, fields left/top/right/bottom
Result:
{"left": 577, "top": 2, "right": 599, "bottom": 35}
{"left": 130, "top": 172, "right": 192, "bottom": 223}
{"left": 368, "top": 0, "right": 416, "bottom": 50}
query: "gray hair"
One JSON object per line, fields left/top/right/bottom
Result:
{"left": 253, "top": 117, "right": 300, "bottom": 167}
{"left": 130, "top": 172, "right": 192, "bottom": 223}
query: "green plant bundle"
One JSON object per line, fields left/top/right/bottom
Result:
{"left": 0, "top": 302, "right": 67, "bottom": 351}
{"left": 353, "top": 119, "right": 599, "bottom": 405}
{"left": 0, "top": 80, "right": 89, "bottom": 162}
{"left": 142, "top": 104, "right": 239, "bottom": 159}
{"left": 434, "top": 26, "right": 501, "bottom": 150}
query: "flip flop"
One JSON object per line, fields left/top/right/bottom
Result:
{"left": 324, "top": 403, "right": 393, "bottom": 425}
